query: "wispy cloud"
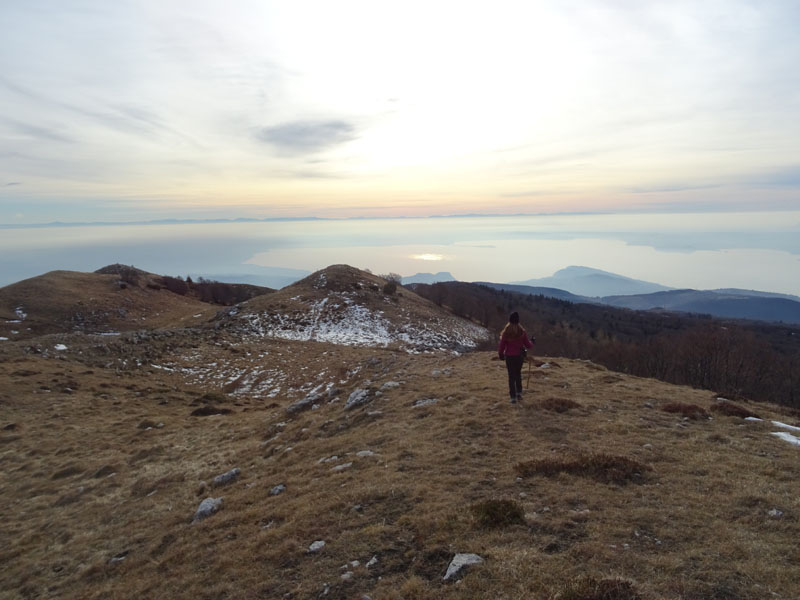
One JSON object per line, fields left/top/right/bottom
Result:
{"left": 5, "top": 182, "right": 21, "bottom": 186}
{"left": 0, "top": 116, "right": 73, "bottom": 143}
{"left": 255, "top": 120, "right": 357, "bottom": 155}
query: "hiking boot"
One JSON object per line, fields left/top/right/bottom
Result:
{"left": 516, "top": 393, "right": 522, "bottom": 403}
{"left": 510, "top": 396, "right": 517, "bottom": 404}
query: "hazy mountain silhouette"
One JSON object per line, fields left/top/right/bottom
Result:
{"left": 513, "top": 266, "right": 672, "bottom": 297}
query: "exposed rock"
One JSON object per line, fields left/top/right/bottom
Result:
{"left": 213, "top": 468, "right": 241, "bottom": 487}
{"left": 340, "top": 571, "right": 354, "bottom": 581}
{"left": 414, "top": 397, "right": 439, "bottom": 408}
{"left": 356, "top": 450, "right": 375, "bottom": 458}
{"left": 366, "top": 555, "right": 378, "bottom": 568}
{"left": 345, "top": 388, "right": 370, "bottom": 410}
{"left": 269, "top": 484, "right": 286, "bottom": 496}
{"left": 192, "top": 497, "right": 223, "bottom": 523}
{"left": 287, "top": 391, "right": 323, "bottom": 414}
{"left": 331, "top": 462, "right": 353, "bottom": 472}
{"left": 768, "top": 508, "right": 785, "bottom": 518}
{"left": 380, "top": 381, "right": 401, "bottom": 390}
{"left": 308, "top": 540, "right": 326, "bottom": 553}
{"left": 443, "top": 553, "right": 484, "bottom": 581}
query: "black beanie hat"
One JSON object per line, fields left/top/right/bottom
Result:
{"left": 509, "top": 311, "right": 519, "bottom": 324}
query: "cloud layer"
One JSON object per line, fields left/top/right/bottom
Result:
{"left": 1, "top": 1, "right": 799, "bottom": 222}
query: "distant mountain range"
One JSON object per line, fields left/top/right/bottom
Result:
{"left": 401, "top": 272, "right": 456, "bottom": 285}
{"left": 511, "top": 266, "right": 673, "bottom": 297}
{"left": 407, "top": 266, "right": 800, "bottom": 325}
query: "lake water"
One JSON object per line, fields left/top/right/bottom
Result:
{"left": 2, "top": 211, "right": 799, "bottom": 295}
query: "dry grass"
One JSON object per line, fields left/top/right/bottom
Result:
{"left": 711, "top": 400, "right": 761, "bottom": 419}
{"left": 661, "top": 402, "right": 710, "bottom": 420}
{"left": 539, "top": 397, "right": 584, "bottom": 413}
{"left": 1, "top": 328, "right": 799, "bottom": 600}
{"left": 471, "top": 499, "right": 526, "bottom": 528}
{"left": 515, "top": 453, "right": 651, "bottom": 485}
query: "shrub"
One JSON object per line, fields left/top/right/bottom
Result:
{"left": 540, "top": 397, "right": 582, "bottom": 413}
{"left": 662, "top": 402, "right": 709, "bottom": 419}
{"left": 471, "top": 499, "right": 526, "bottom": 528}
{"left": 515, "top": 453, "right": 650, "bottom": 485}
{"left": 710, "top": 401, "right": 760, "bottom": 419}
{"left": 383, "top": 280, "right": 398, "bottom": 295}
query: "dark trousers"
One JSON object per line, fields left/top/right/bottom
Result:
{"left": 505, "top": 355, "right": 524, "bottom": 398}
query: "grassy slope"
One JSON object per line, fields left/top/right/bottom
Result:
{"left": 1, "top": 329, "right": 799, "bottom": 600}
{"left": 0, "top": 271, "right": 217, "bottom": 340}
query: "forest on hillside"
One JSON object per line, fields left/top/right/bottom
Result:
{"left": 411, "top": 282, "right": 800, "bottom": 409}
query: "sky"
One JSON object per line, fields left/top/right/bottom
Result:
{"left": 1, "top": 0, "right": 799, "bottom": 223}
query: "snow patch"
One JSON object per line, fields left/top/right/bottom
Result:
{"left": 54, "top": 344, "right": 68, "bottom": 351}
{"left": 771, "top": 431, "right": 800, "bottom": 447}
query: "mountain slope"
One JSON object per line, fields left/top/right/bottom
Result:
{"left": 514, "top": 266, "right": 672, "bottom": 297}
{"left": 472, "top": 282, "right": 591, "bottom": 303}
{"left": 602, "top": 289, "right": 800, "bottom": 324}
{"left": 215, "top": 264, "right": 489, "bottom": 352}
{"left": 1, "top": 324, "right": 799, "bottom": 600}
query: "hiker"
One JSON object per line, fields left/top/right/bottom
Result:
{"left": 498, "top": 311, "right": 534, "bottom": 404}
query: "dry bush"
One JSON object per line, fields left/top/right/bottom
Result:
{"left": 197, "top": 391, "right": 229, "bottom": 405}
{"left": 190, "top": 406, "right": 232, "bottom": 416}
{"left": 472, "top": 499, "right": 526, "bottom": 528}
{"left": 662, "top": 402, "right": 710, "bottom": 420}
{"left": 553, "top": 576, "right": 642, "bottom": 600}
{"left": 540, "top": 397, "right": 583, "bottom": 413}
{"left": 515, "top": 453, "right": 650, "bottom": 485}
{"left": 710, "top": 401, "right": 760, "bottom": 419}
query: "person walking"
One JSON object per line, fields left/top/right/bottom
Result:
{"left": 498, "top": 311, "right": 534, "bottom": 404}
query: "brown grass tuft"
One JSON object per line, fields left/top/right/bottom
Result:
{"left": 710, "top": 401, "right": 760, "bottom": 419}
{"left": 540, "top": 397, "right": 583, "bottom": 413}
{"left": 553, "top": 576, "right": 642, "bottom": 600}
{"left": 662, "top": 402, "right": 710, "bottom": 419}
{"left": 515, "top": 453, "right": 650, "bottom": 485}
{"left": 472, "top": 499, "right": 526, "bottom": 528}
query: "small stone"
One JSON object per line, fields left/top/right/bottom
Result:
{"left": 212, "top": 468, "right": 241, "bottom": 487}
{"left": 108, "top": 550, "right": 129, "bottom": 564}
{"left": 366, "top": 555, "right": 378, "bottom": 568}
{"left": 308, "top": 540, "right": 326, "bottom": 553}
{"left": 331, "top": 462, "right": 353, "bottom": 472}
{"left": 443, "top": 553, "right": 484, "bottom": 581}
{"left": 350, "top": 560, "right": 360, "bottom": 568}
{"left": 380, "top": 381, "right": 400, "bottom": 390}
{"left": 341, "top": 571, "right": 354, "bottom": 581}
{"left": 768, "top": 508, "right": 785, "bottom": 518}
{"left": 356, "top": 450, "right": 375, "bottom": 458}
{"left": 643, "top": 444, "right": 653, "bottom": 450}
{"left": 269, "top": 484, "right": 286, "bottom": 496}
{"left": 192, "top": 497, "right": 223, "bottom": 523}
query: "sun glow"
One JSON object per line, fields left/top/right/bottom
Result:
{"left": 411, "top": 253, "right": 444, "bottom": 261}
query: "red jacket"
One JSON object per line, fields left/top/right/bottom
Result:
{"left": 498, "top": 331, "right": 533, "bottom": 358}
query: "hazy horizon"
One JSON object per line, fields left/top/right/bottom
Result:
{"left": 2, "top": 211, "right": 799, "bottom": 296}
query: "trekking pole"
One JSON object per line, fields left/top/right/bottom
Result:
{"left": 526, "top": 356, "right": 532, "bottom": 389}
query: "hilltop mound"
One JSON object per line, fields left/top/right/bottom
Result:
{"left": 215, "top": 264, "right": 489, "bottom": 352}
{"left": 0, "top": 269, "right": 216, "bottom": 339}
